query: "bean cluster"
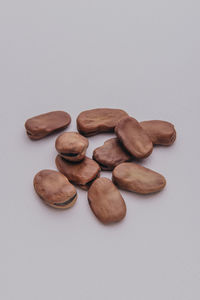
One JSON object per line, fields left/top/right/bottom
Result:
{"left": 25, "top": 108, "right": 176, "bottom": 224}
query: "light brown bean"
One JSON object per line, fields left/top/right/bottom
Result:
{"left": 33, "top": 170, "right": 77, "bottom": 209}
{"left": 77, "top": 108, "right": 128, "bottom": 136}
{"left": 88, "top": 177, "right": 126, "bottom": 224}
{"left": 56, "top": 155, "right": 101, "bottom": 190}
{"left": 93, "top": 138, "right": 132, "bottom": 170}
{"left": 55, "top": 132, "right": 89, "bottom": 162}
{"left": 25, "top": 111, "right": 71, "bottom": 140}
{"left": 112, "top": 162, "right": 166, "bottom": 194}
{"left": 115, "top": 117, "right": 153, "bottom": 158}
{"left": 140, "top": 120, "right": 176, "bottom": 146}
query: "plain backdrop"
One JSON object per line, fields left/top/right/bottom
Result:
{"left": 0, "top": 1, "right": 200, "bottom": 299}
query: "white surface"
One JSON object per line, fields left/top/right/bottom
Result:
{"left": 1, "top": 1, "right": 200, "bottom": 299}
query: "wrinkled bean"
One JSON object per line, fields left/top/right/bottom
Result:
{"left": 93, "top": 138, "right": 132, "bottom": 170}
{"left": 140, "top": 120, "right": 176, "bottom": 146}
{"left": 33, "top": 170, "right": 77, "bottom": 209}
{"left": 88, "top": 177, "right": 126, "bottom": 224}
{"left": 56, "top": 155, "right": 101, "bottom": 190}
{"left": 112, "top": 162, "right": 166, "bottom": 194}
{"left": 77, "top": 108, "right": 128, "bottom": 136}
{"left": 25, "top": 111, "right": 71, "bottom": 140}
{"left": 115, "top": 116, "right": 153, "bottom": 158}
{"left": 55, "top": 132, "right": 89, "bottom": 162}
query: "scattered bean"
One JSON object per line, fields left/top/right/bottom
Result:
{"left": 140, "top": 120, "right": 176, "bottom": 146}
{"left": 25, "top": 111, "right": 71, "bottom": 140}
{"left": 33, "top": 170, "right": 77, "bottom": 209}
{"left": 77, "top": 108, "right": 128, "bottom": 136}
{"left": 93, "top": 138, "right": 132, "bottom": 170}
{"left": 55, "top": 132, "right": 89, "bottom": 162}
{"left": 56, "top": 155, "right": 101, "bottom": 190}
{"left": 112, "top": 162, "right": 166, "bottom": 194}
{"left": 88, "top": 177, "right": 126, "bottom": 224}
{"left": 115, "top": 116, "right": 153, "bottom": 158}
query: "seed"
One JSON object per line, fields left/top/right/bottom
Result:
{"left": 55, "top": 155, "right": 101, "bottom": 190}
{"left": 77, "top": 108, "right": 128, "bottom": 136}
{"left": 112, "top": 162, "right": 166, "bottom": 194}
{"left": 55, "top": 132, "right": 89, "bottom": 162}
{"left": 88, "top": 177, "right": 126, "bottom": 224}
{"left": 140, "top": 120, "right": 176, "bottom": 146}
{"left": 93, "top": 138, "right": 132, "bottom": 170}
{"left": 33, "top": 170, "right": 77, "bottom": 209}
{"left": 115, "top": 116, "right": 153, "bottom": 158}
{"left": 25, "top": 111, "right": 71, "bottom": 140}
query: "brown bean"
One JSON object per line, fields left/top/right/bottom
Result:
{"left": 112, "top": 162, "right": 166, "bottom": 194}
{"left": 88, "top": 177, "right": 126, "bottom": 224}
{"left": 33, "top": 170, "right": 77, "bottom": 209}
{"left": 25, "top": 111, "right": 71, "bottom": 140}
{"left": 115, "top": 116, "right": 153, "bottom": 158}
{"left": 55, "top": 132, "right": 89, "bottom": 162}
{"left": 140, "top": 120, "right": 176, "bottom": 146}
{"left": 93, "top": 138, "right": 132, "bottom": 170}
{"left": 77, "top": 108, "right": 128, "bottom": 136}
{"left": 55, "top": 155, "right": 101, "bottom": 190}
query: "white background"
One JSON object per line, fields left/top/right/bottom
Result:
{"left": 1, "top": 1, "right": 200, "bottom": 299}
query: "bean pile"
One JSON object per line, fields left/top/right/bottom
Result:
{"left": 25, "top": 108, "right": 176, "bottom": 224}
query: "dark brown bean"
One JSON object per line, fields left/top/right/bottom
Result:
{"left": 33, "top": 170, "right": 77, "bottom": 209}
{"left": 112, "top": 162, "right": 166, "bottom": 194}
{"left": 140, "top": 120, "right": 176, "bottom": 146}
{"left": 88, "top": 177, "right": 126, "bottom": 224}
{"left": 115, "top": 116, "right": 153, "bottom": 158}
{"left": 25, "top": 111, "right": 71, "bottom": 140}
{"left": 55, "top": 155, "right": 101, "bottom": 190}
{"left": 55, "top": 132, "right": 89, "bottom": 162}
{"left": 77, "top": 108, "right": 128, "bottom": 136}
{"left": 93, "top": 138, "right": 132, "bottom": 170}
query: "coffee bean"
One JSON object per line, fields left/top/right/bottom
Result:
{"left": 25, "top": 111, "right": 71, "bottom": 140}
{"left": 56, "top": 155, "right": 101, "bottom": 190}
{"left": 140, "top": 120, "right": 176, "bottom": 146}
{"left": 33, "top": 170, "right": 77, "bottom": 209}
{"left": 93, "top": 138, "right": 132, "bottom": 170}
{"left": 112, "top": 162, "right": 166, "bottom": 194}
{"left": 77, "top": 108, "right": 128, "bottom": 136}
{"left": 88, "top": 177, "right": 126, "bottom": 224}
{"left": 115, "top": 116, "right": 153, "bottom": 158}
{"left": 55, "top": 132, "right": 89, "bottom": 162}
